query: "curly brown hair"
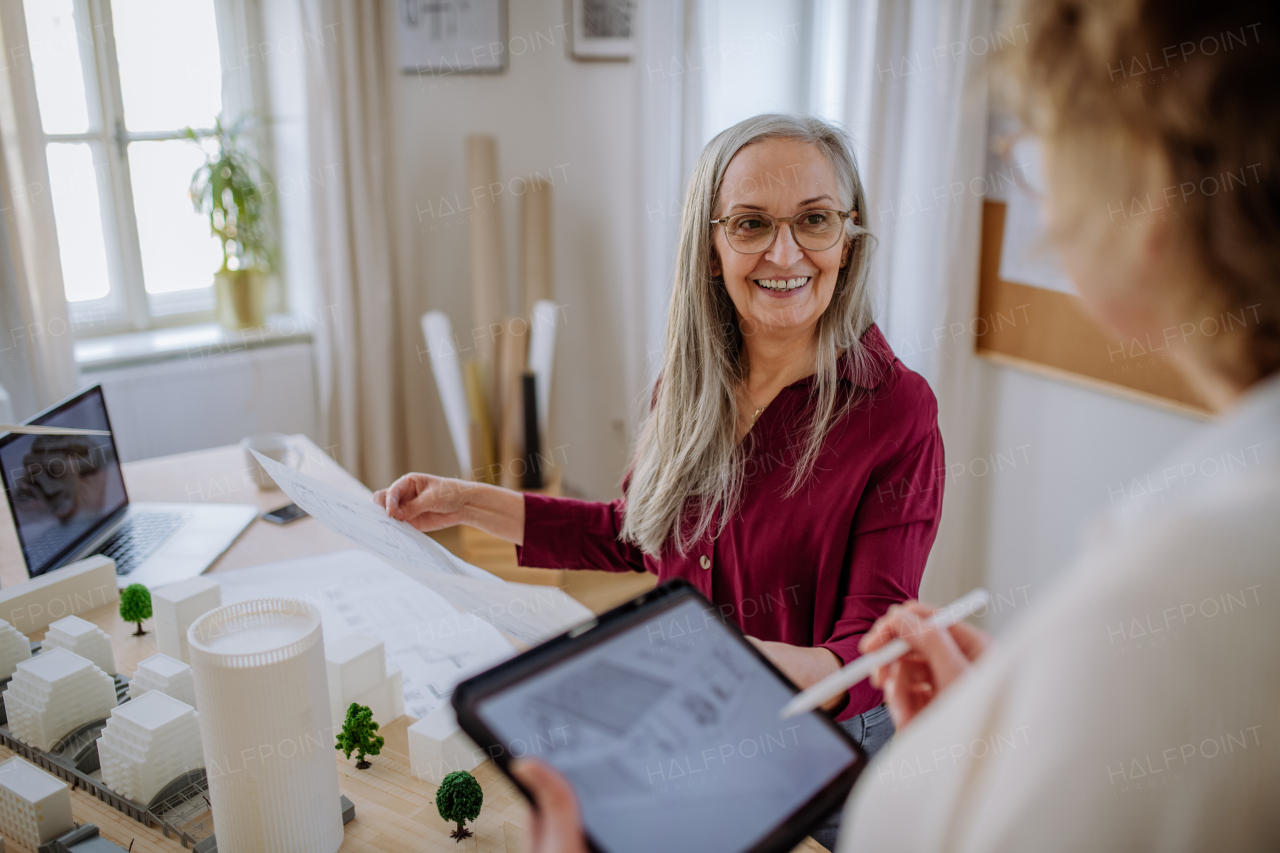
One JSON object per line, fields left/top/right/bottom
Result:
{"left": 1000, "top": 0, "right": 1280, "bottom": 387}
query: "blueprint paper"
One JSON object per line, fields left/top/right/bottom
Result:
{"left": 213, "top": 550, "right": 516, "bottom": 720}
{"left": 251, "top": 450, "right": 497, "bottom": 581}
{"left": 390, "top": 564, "right": 595, "bottom": 647}
{"left": 251, "top": 451, "right": 593, "bottom": 645}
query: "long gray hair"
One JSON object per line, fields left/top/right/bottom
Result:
{"left": 620, "top": 114, "right": 878, "bottom": 557}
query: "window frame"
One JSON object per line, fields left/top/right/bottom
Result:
{"left": 32, "top": 0, "right": 271, "bottom": 337}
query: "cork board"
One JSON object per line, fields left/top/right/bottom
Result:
{"left": 975, "top": 200, "right": 1212, "bottom": 418}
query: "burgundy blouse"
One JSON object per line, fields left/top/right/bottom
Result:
{"left": 517, "top": 325, "right": 944, "bottom": 721}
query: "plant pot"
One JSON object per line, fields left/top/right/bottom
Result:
{"left": 214, "top": 268, "right": 267, "bottom": 330}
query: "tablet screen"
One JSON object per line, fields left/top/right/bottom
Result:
{"left": 472, "top": 596, "right": 859, "bottom": 853}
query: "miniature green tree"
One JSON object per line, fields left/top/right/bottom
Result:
{"left": 335, "top": 703, "right": 384, "bottom": 769}
{"left": 119, "top": 583, "right": 152, "bottom": 636}
{"left": 436, "top": 770, "right": 483, "bottom": 841}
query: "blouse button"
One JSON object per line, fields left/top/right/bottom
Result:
{"left": 699, "top": 555, "right": 711, "bottom": 570}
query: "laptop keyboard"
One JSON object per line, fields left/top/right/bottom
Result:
{"left": 98, "top": 509, "right": 193, "bottom": 576}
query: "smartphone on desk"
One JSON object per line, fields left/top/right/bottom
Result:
{"left": 262, "top": 503, "right": 308, "bottom": 525}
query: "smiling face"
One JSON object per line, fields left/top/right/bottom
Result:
{"left": 711, "top": 137, "right": 849, "bottom": 342}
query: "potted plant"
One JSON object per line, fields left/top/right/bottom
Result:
{"left": 186, "top": 115, "right": 276, "bottom": 330}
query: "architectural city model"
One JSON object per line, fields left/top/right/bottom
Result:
{"left": 325, "top": 633, "right": 404, "bottom": 731}
{"left": 97, "top": 691, "right": 204, "bottom": 804}
{"left": 0, "top": 555, "right": 117, "bottom": 635}
{"left": 0, "top": 619, "right": 30, "bottom": 682}
{"left": 128, "top": 653, "right": 197, "bottom": 709}
{"left": 3, "top": 648, "right": 116, "bottom": 751}
{"left": 408, "top": 703, "right": 484, "bottom": 784}
{"left": 0, "top": 755, "right": 73, "bottom": 851}
{"left": 152, "top": 576, "right": 221, "bottom": 664}
{"left": 189, "top": 598, "right": 344, "bottom": 853}
{"left": 43, "top": 615, "right": 117, "bottom": 677}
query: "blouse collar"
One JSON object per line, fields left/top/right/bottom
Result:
{"left": 788, "top": 323, "right": 895, "bottom": 392}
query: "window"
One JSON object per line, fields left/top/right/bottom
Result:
{"left": 24, "top": 0, "right": 264, "bottom": 335}
{"left": 699, "top": 0, "right": 848, "bottom": 145}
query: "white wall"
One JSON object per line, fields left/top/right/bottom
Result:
{"left": 969, "top": 356, "right": 1206, "bottom": 631}
{"left": 396, "top": 0, "right": 639, "bottom": 499}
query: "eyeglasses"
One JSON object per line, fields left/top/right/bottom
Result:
{"left": 709, "top": 209, "right": 855, "bottom": 254}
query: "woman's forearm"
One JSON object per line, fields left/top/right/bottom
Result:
{"left": 748, "top": 639, "right": 847, "bottom": 713}
{"left": 458, "top": 481, "right": 527, "bottom": 546}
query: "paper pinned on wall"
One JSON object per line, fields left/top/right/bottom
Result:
{"left": 998, "top": 188, "right": 1076, "bottom": 295}
{"left": 422, "top": 311, "right": 471, "bottom": 478}
{"left": 997, "top": 136, "right": 1077, "bottom": 296}
{"left": 214, "top": 549, "right": 516, "bottom": 721}
{"left": 251, "top": 451, "right": 593, "bottom": 645}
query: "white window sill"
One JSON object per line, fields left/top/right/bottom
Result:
{"left": 75, "top": 315, "right": 313, "bottom": 372}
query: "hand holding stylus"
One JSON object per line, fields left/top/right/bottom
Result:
{"left": 781, "top": 590, "right": 993, "bottom": 724}
{"left": 860, "top": 598, "right": 994, "bottom": 728}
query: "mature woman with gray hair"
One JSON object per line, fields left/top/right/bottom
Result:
{"left": 378, "top": 115, "right": 945, "bottom": 835}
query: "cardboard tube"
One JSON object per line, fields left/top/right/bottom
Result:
{"left": 521, "top": 176, "right": 553, "bottom": 316}
{"left": 466, "top": 135, "right": 509, "bottom": 413}
{"left": 462, "top": 359, "right": 496, "bottom": 483}
{"left": 497, "top": 318, "right": 527, "bottom": 489}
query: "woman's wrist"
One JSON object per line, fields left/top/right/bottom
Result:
{"left": 456, "top": 481, "right": 526, "bottom": 546}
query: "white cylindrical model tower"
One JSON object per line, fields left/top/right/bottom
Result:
{"left": 188, "top": 598, "right": 342, "bottom": 853}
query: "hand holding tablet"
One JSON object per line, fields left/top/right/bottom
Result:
{"left": 453, "top": 580, "right": 866, "bottom": 853}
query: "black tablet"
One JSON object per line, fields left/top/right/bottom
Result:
{"left": 452, "top": 579, "right": 865, "bottom": 853}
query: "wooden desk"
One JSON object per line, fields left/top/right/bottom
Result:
{"left": 0, "top": 437, "right": 822, "bottom": 853}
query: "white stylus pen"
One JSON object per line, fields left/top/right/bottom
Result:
{"left": 779, "top": 588, "right": 991, "bottom": 719}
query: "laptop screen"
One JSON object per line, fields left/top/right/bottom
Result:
{"left": 0, "top": 386, "right": 127, "bottom": 578}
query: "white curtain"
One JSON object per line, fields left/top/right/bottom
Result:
{"left": 274, "top": 0, "right": 410, "bottom": 488}
{"left": 843, "top": 0, "right": 996, "bottom": 603}
{"left": 0, "top": 0, "right": 80, "bottom": 418}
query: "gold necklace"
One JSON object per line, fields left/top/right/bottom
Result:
{"left": 750, "top": 404, "right": 767, "bottom": 425}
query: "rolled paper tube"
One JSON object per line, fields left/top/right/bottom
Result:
{"left": 462, "top": 359, "right": 496, "bottom": 483}
{"left": 466, "top": 134, "right": 509, "bottom": 412}
{"left": 527, "top": 300, "right": 558, "bottom": 443}
{"left": 498, "top": 318, "right": 527, "bottom": 490}
{"left": 421, "top": 311, "right": 470, "bottom": 477}
{"left": 521, "top": 176, "right": 553, "bottom": 317}
{"left": 521, "top": 372, "right": 543, "bottom": 489}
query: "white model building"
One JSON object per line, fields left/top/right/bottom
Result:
{"left": 129, "top": 653, "right": 197, "bottom": 709}
{"left": 153, "top": 576, "right": 221, "bottom": 664}
{"left": 0, "top": 554, "right": 117, "bottom": 635}
{"left": 325, "top": 634, "right": 404, "bottom": 730}
{"left": 408, "top": 704, "right": 483, "bottom": 784}
{"left": 189, "top": 598, "right": 343, "bottom": 853}
{"left": 4, "top": 648, "right": 116, "bottom": 751}
{"left": 0, "top": 619, "right": 30, "bottom": 681}
{"left": 43, "top": 615, "right": 116, "bottom": 677}
{"left": 0, "top": 756, "right": 73, "bottom": 851}
{"left": 97, "top": 691, "right": 203, "bottom": 804}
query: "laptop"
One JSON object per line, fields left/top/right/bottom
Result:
{"left": 0, "top": 385, "right": 258, "bottom": 589}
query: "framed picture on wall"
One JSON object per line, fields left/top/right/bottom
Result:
{"left": 398, "top": 0, "right": 508, "bottom": 74}
{"left": 570, "top": 0, "right": 636, "bottom": 61}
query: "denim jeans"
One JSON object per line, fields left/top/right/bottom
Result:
{"left": 809, "top": 703, "right": 895, "bottom": 852}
